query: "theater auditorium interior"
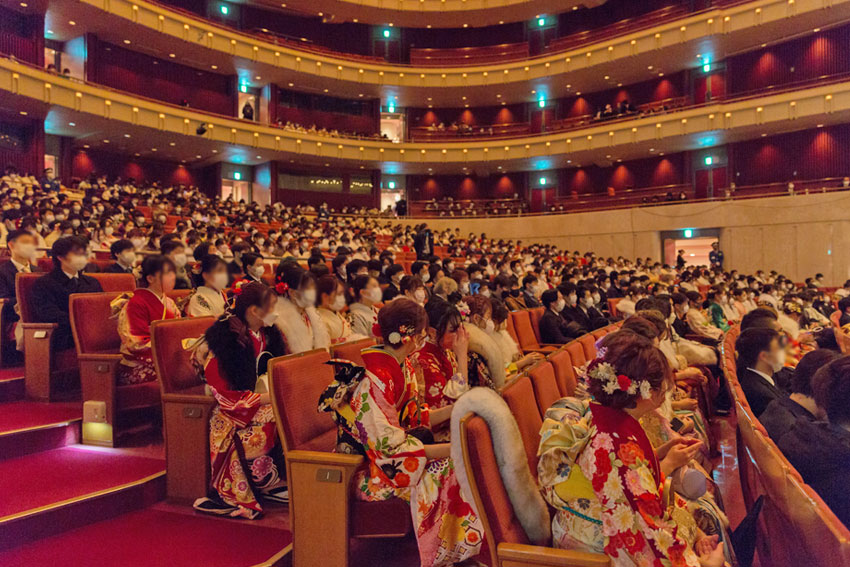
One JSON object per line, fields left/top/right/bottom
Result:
{"left": 2, "top": 0, "right": 850, "bottom": 565}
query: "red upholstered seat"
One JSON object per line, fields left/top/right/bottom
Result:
{"left": 608, "top": 298, "right": 622, "bottom": 318}
{"left": 579, "top": 334, "right": 598, "bottom": 361}
{"left": 565, "top": 340, "right": 587, "bottom": 370}
{"left": 528, "top": 307, "right": 545, "bottom": 343}
{"left": 501, "top": 375, "right": 543, "bottom": 476}
{"left": 331, "top": 338, "right": 376, "bottom": 366}
{"left": 506, "top": 315, "right": 519, "bottom": 345}
{"left": 548, "top": 350, "right": 578, "bottom": 397}
{"left": 71, "top": 292, "right": 122, "bottom": 355}
{"left": 528, "top": 361, "right": 561, "bottom": 416}
{"left": 510, "top": 310, "right": 557, "bottom": 354}
{"left": 90, "top": 273, "right": 137, "bottom": 292}
{"left": 152, "top": 317, "right": 216, "bottom": 394}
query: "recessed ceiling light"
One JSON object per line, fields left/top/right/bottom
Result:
{"left": 211, "top": 65, "right": 218, "bottom": 69}
{"left": 814, "top": 28, "right": 821, "bottom": 32}
{"left": 103, "top": 139, "right": 110, "bottom": 143}
{"left": 604, "top": 75, "right": 609, "bottom": 80}
{"left": 151, "top": 148, "right": 157, "bottom": 151}
{"left": 69, "top": 20, "right": 76, "bottom": 25}
{"left": 288, "top": 82, "right": 294, "bottom": 87}
{"left": 256, "top": 155, "right": 261, "bottom": 159}
{"left": 83, "top": 144, "right": 90, "bottom": 148}
{"left": 123, "top": 39, "right": 131, "bottom": 44}
{"left": 323, "top": 89, "right": 329, "bottom": 93}
{"left": 498, "top": 20, "right": 504, "bottom": 24}
{"left": 817, "top": 124, "right": 824, "bottom": 128}
{"left": 124, "top": 134, "right": 130, "bottom": 138}
{"left": 531, "top": 90, "right": 536, "bottom": 94}
{"left": 649, "top": 148, "right": 655, "bottom": 152}
{"left": 19, "top": 111, "right": 27, "bottom": 116}
{"left": 617, "top": 83, "right": 622, "bottom": 87}
{"left": 69, "top": 122, "right": 75, "bottom": 126}
{"left": 358, "top": 94, "right": 363, "bottom": 97}
{"left": 212, "top": 149, "right": 218, "bottom": 153}
{"left": 169, "top": 53, "right": 175, "bottom": 58}
{"left": 46, "top": 29, "right": 53, "bottom": 34}
{"left": 134, "top": 153, "right": 140, "bottom": 156}
{"left": 255, "top": 75, "right": 261, "bottom": 80}
{"left": 19, "top": 2, "right": 27, "bottom": 6}
{"left": 647, "top": 65, "right": 654, "bottom": 70}
{"left": 169, "top": 142, "right": 176, "bottom": 146}
{"left": 463, "top": 24, "right": 468, "bottom": 28}
{"left": 196, "top": 155, "right": 202, "bottom": 158}
{"left": 353, "top": 18, "right": 358, "bottom": 22}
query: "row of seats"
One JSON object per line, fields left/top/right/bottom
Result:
{"left": 721, "top": 326, "right": 850, "bottom": 566}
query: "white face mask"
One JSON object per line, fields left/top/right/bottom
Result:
{"left": 766, "top": 349, "right": 786, "bottom": 373}
{"left": 262, "top": 311, "right": 279, "bottom": 327}
{"left": 683, "top": 304, "right": 690, "bottom": 314}
{"left": 554, "top": 299, "right": 566, "bottom": 312}
{"left": 414, "top": 289, "right": 426, "bottom": 304}
{"left": 68, "top": 254, "right": 88, "bottom": 272}
{"left": 210, "top": 272, "right": 228, "bottom": 290}
{"left": 568, "top": 294, "right": 578, "bottom": 307}
{"left": 14, "top": 242, "right": 36, "bottom": 260}
{"left": 592, "top": 293, "right": 601, "bottom": 304}
{"left": 104, "top": 227, "right": 114, "bottom": 236}
{"left": 420, "top": 272, "right": 430, "bottom": 283}
{"left": 460, "top": 283, "right": 470, "bottom": 295}
{"left": 484, "top": 319, "right": 495, "bottom": 333}
{"left": 365, "top": 287, "right": 383, "bottom": 304}
{"left": 249, "top": 265, "right": 266, "bottom": 279}
{"left": 119, "top": 251, "right": 136, "bottom": 266}
{"left": 295, "top": 289, "right": 316, "bottom": 308}
{"left": 131, "top": 238, "right": 144, "bottom": 249}
{"left": 479, "top": 287, "right": 491, "bottom": 298}
{"left": 172, "top": 253, "right": 188, "bottom": 268}
{"left": 330, "top": 294, "right": 346, "bottom": 311}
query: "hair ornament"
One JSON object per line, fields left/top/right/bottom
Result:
{"left": 275, "top": 281, "right": 289, "bottom": 295}
{"left": 580, "top": 349, "right": 652, "bottom": 399}
{"left": 231, "top": 280, "right": 246, "bottom": 296}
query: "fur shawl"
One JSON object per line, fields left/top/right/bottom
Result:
{"left": 274, "top": 297, "right": 330, "bottom": 354}
{"left": 204, "top": 318, "right": 287, "bottom": 391}
{"left": 492, "top": 328, "right": 520, "bottom": 363}
{"left": 450, "top": 387, "right": 551, "bottom": 545}
{"left": 463, "top": 322, "right": 507, "bottom": 389}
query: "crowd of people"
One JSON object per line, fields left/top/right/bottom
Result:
{"left": 3, "top": 164, "right": 850, "bottom": 566}
{"left": 275, "top": 119, "right": 388, "bottom": 140}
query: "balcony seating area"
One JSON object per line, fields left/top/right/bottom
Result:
{"left": 409, "top": 42, "right": 530, "bottom": 66}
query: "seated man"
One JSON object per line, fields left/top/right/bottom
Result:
{"left": 103, "top": 239, "right": 136, "bottom": 274}
{"left": 31, "top": 236, "right": 103, "bottom": 351}
{"left": 760, "top": 349, "right": 837, "bottom": 441}
{"left": 735, "top": 327, "right": 786, "bottom": 416}
{"left": 539, "top": 289, "right": 583, "bottom": 344}
{"left": 0, "top": 230, "right": 40, "bottom": 361}
{"left": 161, "top": 239, "right": 191, "bottom": 289}
{"left": 839, "top": 296, "right": 850, "bottom": 328}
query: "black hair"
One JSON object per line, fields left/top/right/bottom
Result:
{"left": 350, "top": 274, "right": 377, "bottom": 303}
{"left": 139, "top": 254, "right": 176, "bottom": 288}
{"left": 6, "top": 229, "right": 29, "bottom": 245}
{"left": 735, "top": 327, "right": 780, "bottom": 379}
{"left": 242, "top": 252, "right": 263, "bottom": 273}
{"left": 793, "top": 349, "right": 840, "bottom": 397}
{"left": 51, "top": 236, "right": 86, "bottom": 267}
{"left": 160, "top": 240, "right": 184, "bottom": 256}
{"left": 740, "top": 307, "right": 779, "bottom": 331}
{"left": 541, "top": 289, "right": 559, "bottom": 308}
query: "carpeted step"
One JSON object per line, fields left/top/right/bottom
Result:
{"left": 0, "top": 506, "right": 292, "bottom": 567}
{"left": 0, "top": 446, "right": 166, "bottom": 550}
{"left": 0, "top": 401, "right": 82, "bottom": 460}
{"left": 0, "top": 367, "right": 25, "bottom": 403}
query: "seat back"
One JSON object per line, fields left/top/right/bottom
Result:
{"left": 91, "top": 273, "right": 137, "bottom": 292}
{"left": 565, "top": 340, "right": 587, "bottom": 370}
{"left": 269, "top": 349, "right": 337, "bottom": 453}
{"left": 528, "top": 361, "right": 561, "bottom": 416}
{"left": 528, "top": 307, "right": 545, "bottom": 343}
{"left": 70, "top": 292, "right": 122, "bottom": 355}
{"left": 548, "top": 350, "right": 578, "bottom": 397}
{"left": 608, "top": 297, "right": 622, "bottom": 318}
{"left": 166, "top": 289, "right": 192, "bottom": 302}
{"left": 500, "top": 375, "right": 543, "bottom": 475}
{"left": 511, "top": 310, "right": 541, "bottom": 351}
{"left": 151, "top": 317, "right": 215, "bottom": 395}
{"left": 331, "top": 338, "right": 376, "bottom": 365}
{"left": 505, "top": 314, "right": 519, "bottom": 345}
{"left": 579, "top": 334, "right": 598, "bottom": 361}
{"left": 15, "top": 272, "right": 41, "bottom": 323}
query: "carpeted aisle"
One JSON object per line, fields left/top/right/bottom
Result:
{"left": 0, "top": 401, "right": 81, "bottom": 434}
{"left": 0, "top": 508, "right": 292, "bottom": 567}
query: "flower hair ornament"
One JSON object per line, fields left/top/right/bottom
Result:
{"left": 580, "top": 347, "right": 653, "bottom": 400}
{"left": 231, "top": 280, "right": 247, "bottom": 296}
{"left": 275, "top": 281, "right": 289, "bottom": 295}
{"left": 374, "top": 322, "right": 418, "bottom": 346}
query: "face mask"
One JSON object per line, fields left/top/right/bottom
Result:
{"left": 71, "top": 220, "right": 81, "bottom": 228}
{"left": 250, "top": 265, "right": 266, "bottom": 279}
{"left": 365, "top": 287, "right": 383, "bottom": 304}
{"left": 420, "top": 272, "right": 430, "bottom": 283}
{"left": 172, "top": 253, "right": 188, "bottom": 268}
{"left": 568, "top": 294, "right": 578, "bottom": 307}
{"left": 484, "top": 319, "right": 495, "bottom": 333}
{"left": 14, "top": 242, "right": 36, "bottom": 260}
{"left": 104, "top": 227, "right": 114, "bottom": 236}
{"left": 581, "top": 296, "right": 593, "bottom": 307}
{"left": 262, "top": 311, "right": 279, "bottom": 327}
{"left": 460, "top": 283, "right": 470, "bottom": 295}
{"left": 554, "top": 299, "right": 566, "bottom": 312}
{"left": 330, "top": 295, "right": 346, "bottom": 311}
{"left": 211, "top": 271, "right": 228, "bottom": 290}
{"left": 120, "top": 251, "right": 136, "bottom": 266}
{"left": 683, "top": 304, "right": 690, "bottom": 314}
{"left": 479, "top": 287, "right": 491, "bottom": 298}
{"left": 131, "top": 238, "right": 144, "bottom": 249}
{"left": 68, "top": 254, "right": 88, "bottom": 272}
{"left": 768, "top": 349, "right": 786, "bottom": 373}
{"left": 414, "top": 289, "right": 426, "bottom": 303}
{"left": 592, "top": 293, "right": 601, "bottom": 303}
{"left": 295, "top": 289, "right": 316, "bottom": 308}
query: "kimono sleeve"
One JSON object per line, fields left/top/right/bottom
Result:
{"left": 581, "top": 432, "right": 700, "bottom": 567}
{"left": 205, "top": 357, "right": 262, "bottom": 427}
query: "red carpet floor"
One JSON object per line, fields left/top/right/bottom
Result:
{"left": 0, "top": 401, "right": 81, "bottom": 434}
{"left": 0, "top": 366, "right": 24, "bottom": 382}
{"left": 0, "top": 508, "right": 292, "bottom": 567}
{"left": 0, "top": 446, "right": 165, "bottom": 518}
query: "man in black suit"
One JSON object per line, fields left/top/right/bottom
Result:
{"left": 413, "top": 224, "right": 433, "bottom": 260}
{"left": 564, "top": 285, "right": 608, "bottom": 331}
{"left": 539, "top": 289, "right": 584, "bottom": 344}
{"left": 735, "top": 327, "right": 786, "bottom": 417}
{"left": 383, "top": 264, "right": 404, "bottom": 302}
{"left": 103, "top": 239, "right": 136, "bottom": 274}
{"left": 520, "top": 275, "right": 542, "bottom": 308}
{"left": 0, "top": 230, "right": 40, "bottom": 361}
{"left": 31, "top": 236, "right": 103, "bottom": 351}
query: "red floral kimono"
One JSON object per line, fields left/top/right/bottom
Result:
{"left": 351, "top": 346, "right": 484, "bottom": 566}
{"left": 205, "top": 330, "right": 282, "bottom": 519}
{"left": 116, "top": 288, "right": 180, "bottom": 385}
{"left": 538, "top": 398, "right": 701, "bottom": 567}
{"left": 410, "top": 339, "right": 468, "bottom": 409}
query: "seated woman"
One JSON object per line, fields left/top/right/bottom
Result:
{"left": 411, "top": 301, "right": 471, "bottom": 409}
{"left": 272, "top": 261, "right": 329, "bottom": 354}
{"left": 487, "top": 298, "right": 544, "bottom": 371}
{"left": 348, "top": 274, "right": 382, "bottom": 339}
{"left": 315, "top": 274, "right": 363, "bottom": 345}
{"left": 186, "top": 254, "right": 229, "bottom": 318}
{"left": 193, "top": 282, "right": 288, "bottom": 519}
{"left": 115, "top": 255, "right": 181, "bottom": 385}
{"left": 400, "top": 274, "right": 428, "bottom": 306}
{"left": 463, "top": 295, "right": 514, "bottom": 388}
{"left": 538, "top": 330, "right": 725, "bottom": 567}
{"left": 321, "top": 298, "right": 484, "bottom": 566}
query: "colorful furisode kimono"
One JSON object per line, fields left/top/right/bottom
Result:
{"left": 343, "top": 346, "right": 484, "bottom": 566}
{"left": 538, "top": 398, "right": 701, "bottom": 567}
{"left": 204, "top": 327, "right": 286, "bottom": 519}
{"left": 410, "top": 339, "right": 468, "bottom": 408}
{"left": 116, "top": 288, "right": 180, "bottom": 385}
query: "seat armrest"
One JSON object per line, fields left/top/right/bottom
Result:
{"left": 77, "top": 353, "right": 123, "bottom": 363}
{"left": 286, "top": 449, "right": 364, "bottom": 469}
{"left": 21, "top": 322, "right": 58, "bottom": 332}
{"left": 497, "top": 543, "right": 611, "bottom": 567}
{"left": 162, "top": 392, "right": 216, "bottom": 406}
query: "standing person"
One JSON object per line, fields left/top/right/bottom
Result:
{"left": 676, "top": 249, "right": 687, "bottom": 270}
{"left": 413, "top": 223, "right": 433, "bottom": 260}
{"left": 194, "top": 282, "right": 289, "bottom": 519}
{"left": 708, "top": 241, "right": 724, "bottom": 270}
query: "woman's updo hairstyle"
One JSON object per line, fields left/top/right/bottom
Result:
{"left": 316, "top": 274, "right": 340, "bottom": 304}
{"left": 377, "top": 297, "right": 427, "bottom": 346}
{"left": 139, "top": 254, "right": 175, "bottom": 288}
{"left": 232, "top": 281, "right": 275, "bottom": 321}
{"left": 193, "top": 254, "right": 226, "bottom": 287}
{"left": 274, "top": 260, "right": 314, "bottom": 294}
{"left": 425, "top": 300, "right": 462, "bottom": 342}
{"left": 350, "top": 274, "right": 374, "bottom": 303}
{"left": 588, "top": 330, "right": 672, "bottom": 410}
{"left": 464, "top": 294, "right": 492, "bottom": 319}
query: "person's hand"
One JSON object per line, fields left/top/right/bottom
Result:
{"left": 672, "top": 398, "right": 699, "bottom": 412}
{"left": 678, "top": 417, "right": 695, "bottom": 434}
{"left": 677, "top": 366, "right": 706, "bottom": 383}
{"left": 697, "top": 537, "right": 725, "bottom": 567}
{"left": 661, "top": 439, "right": 703, "bottom": 474}
{"left": 519, "top": 352, "right": 544, "bottom": 369}
{"left": 452, "top": 325, "right": 469, "bottom": 357}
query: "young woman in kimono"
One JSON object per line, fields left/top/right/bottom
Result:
{"left": 193, "top": 282, "right": 289, "bottom": 519}
{"left": 537, "top": 330, "right": 727, "bottom": 567}
{"left": 326, "top": 298, "right": 484, "bottom": 566}
{"left": 316, "top": 274, "right": 362, "bottom": 345}
{"left": 272, "top": 261, "right": 329, "bottom": 354}
{"left": 410, "top": 301, "right": 470, "bottom": 409}
{"left": 185, "top": 254, "right": 229, "bottom": 318}
{"left": 115, "top": 255, "right": 181, "bottom": 385}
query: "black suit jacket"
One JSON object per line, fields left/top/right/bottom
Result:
{"left": 522, "top": 290, "right": 541, "bottom": 308}
{"left": 561, "top": 306, "right": 590, "bottom": 334}
{"left": 103, "top": 262, "right": 133, "bottom": 274}
{"left": 539, "top": 309, "right": 583, "bottom": 344}
{"left": 0, "top": 260, "right": 39, "bottom": 323}
{"left": 383, "top": 282, "right": 401, "bottom": 302}
{"left": 739, "top": 368, "right": 785, "bottom": 417}
{"left": 31, "top": 269, "right": 103, "bottom": 350}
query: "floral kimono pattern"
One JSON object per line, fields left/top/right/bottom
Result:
{"left": 538, "top": 398, "right": 701, "bottom": 567}
{"left": 349, "top": 347, "right": 484, "bottom": 566}
{"left": 114, "top": 289, "right": 180, "bottom": 385}
{"left": 410, "top": 339, "right": 469, "bottom": 409}
{"left": 205, "top": 331, "right": 284, "bottom": 519}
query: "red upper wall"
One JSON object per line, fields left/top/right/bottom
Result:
{"left": 71, "top": 148, "right": 198, "bottom": 187}
{"left": 0, "top": 6, "right": 43, "bottom": 66}
{"left": 409, "top": 104, "right": 526, "bottom": 128}
{"left": 87, "top": 36, "right": 235, "bottom": 116}
{"left": 408, "top": 172, "right": 525, "bottom": 201}
{"left": 560, "top": 154, "right": 686, "bottom": 196}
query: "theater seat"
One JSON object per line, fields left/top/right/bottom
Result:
{"left": 548, "top": 350, "right": 578, "bottom": 397}
{"left": 458, "top": 413, "right": 611, "bottom": 567}
{"left": 579, "top": 334, "right": 598, "bottom": 361}
{"left": 528, "top": 361, "right": 561, "bottom": 416}
{"left": 70, "top": 292, "right": 160, "bottom": 447}
{"left": 330, "top": 338, "right": 376, "bottom": 365}
{"left": 565, "top": 340, "right": 587, "bottom": 371}
{"left": 608, "top": 298, "right": 622, "bottom": 318}
{"left": 528, "top": 307, "right": 545, "bottom": 343}
{"left": 510, "top": 310, "right": 558, "bottom": 355}
{"left": 269, "top": 349, "right": 411, "bottom": 567}
{"left": 151, "top": 317, "right": 216, "bottom": 502}
{"left": 500, "top": 375, "right": 543, "bottom": 476}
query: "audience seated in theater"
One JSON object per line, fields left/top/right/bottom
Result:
{"left": 426, "top": 276, "right": 457, "bottom": 314}
{"left": 538, "top": 330, "right": 726, "bottom": 567}
{"left": 838, "top": 296, "right": 850, "bottom": 328}
{"left": 565, "top": 284, "right": 609, "bottom": 331}
{"left": 115, "top": 255, "right": 181, "bottom": 385}
{"left": 241, "top": 252, "right": 266, "bottom": 285}
{"left": 347, "top": 274, "right": 382, "bottom": 340}
{"left": 521, "top": 274, "right": 542, "bottom": 308}
{"left": 778, "top": 355, "right": 850, "bottom": 527}
{"left": 0, "top": 230, "right": 39, "bottom": 358}
{"left": 488, "top": 297, "right": 543, "bottom": 371}
{"left": 315, "top": 274, "right": 360, "bottom": 344}
{"left": 161, "top": 239, "right": 192, "bottom": 290}
{"left": 320, "top": 298, "right": 483, "bottom": 566}
{"left": 382, "top": 264, "right": 404, "bottom": 302}
{"left": 539, "top": 289, "right": 582, "bottom": 344}
{"left": 104, "top": 239, "right": 136, "bottom": 274}
{"left": 735, "top": 327, "right": 787, "bottom": 417}
{"left": 760, "top": 349, "right": 838, "bottom": 441}
{"left": 400, "top": 274, "right": 427, "bottom": 307}
{"left": 461, "top": 294, "right": 507, "bottom": 389}
{"left": 194, "top": 282, "right": 288, "bottom": 519}
{"left": 615, "top": 284, "right": 643, "bottom": 318}
{"left": 31, "top": 236, "right": 103, "bottom": 350}
{"left": 185, "top": 255, "right": 229, "bottom": 318}
{"left": 684, "top": 291, "right": 723, "bottom": 341}
{"left": 272, "top": 262, "right": 328, "bottom": 354}
{"left": 706, "top": 290, "right": 731, "bottom": 332}
{"left": 412, "top": 301, "right": 471, "bottom": 409}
